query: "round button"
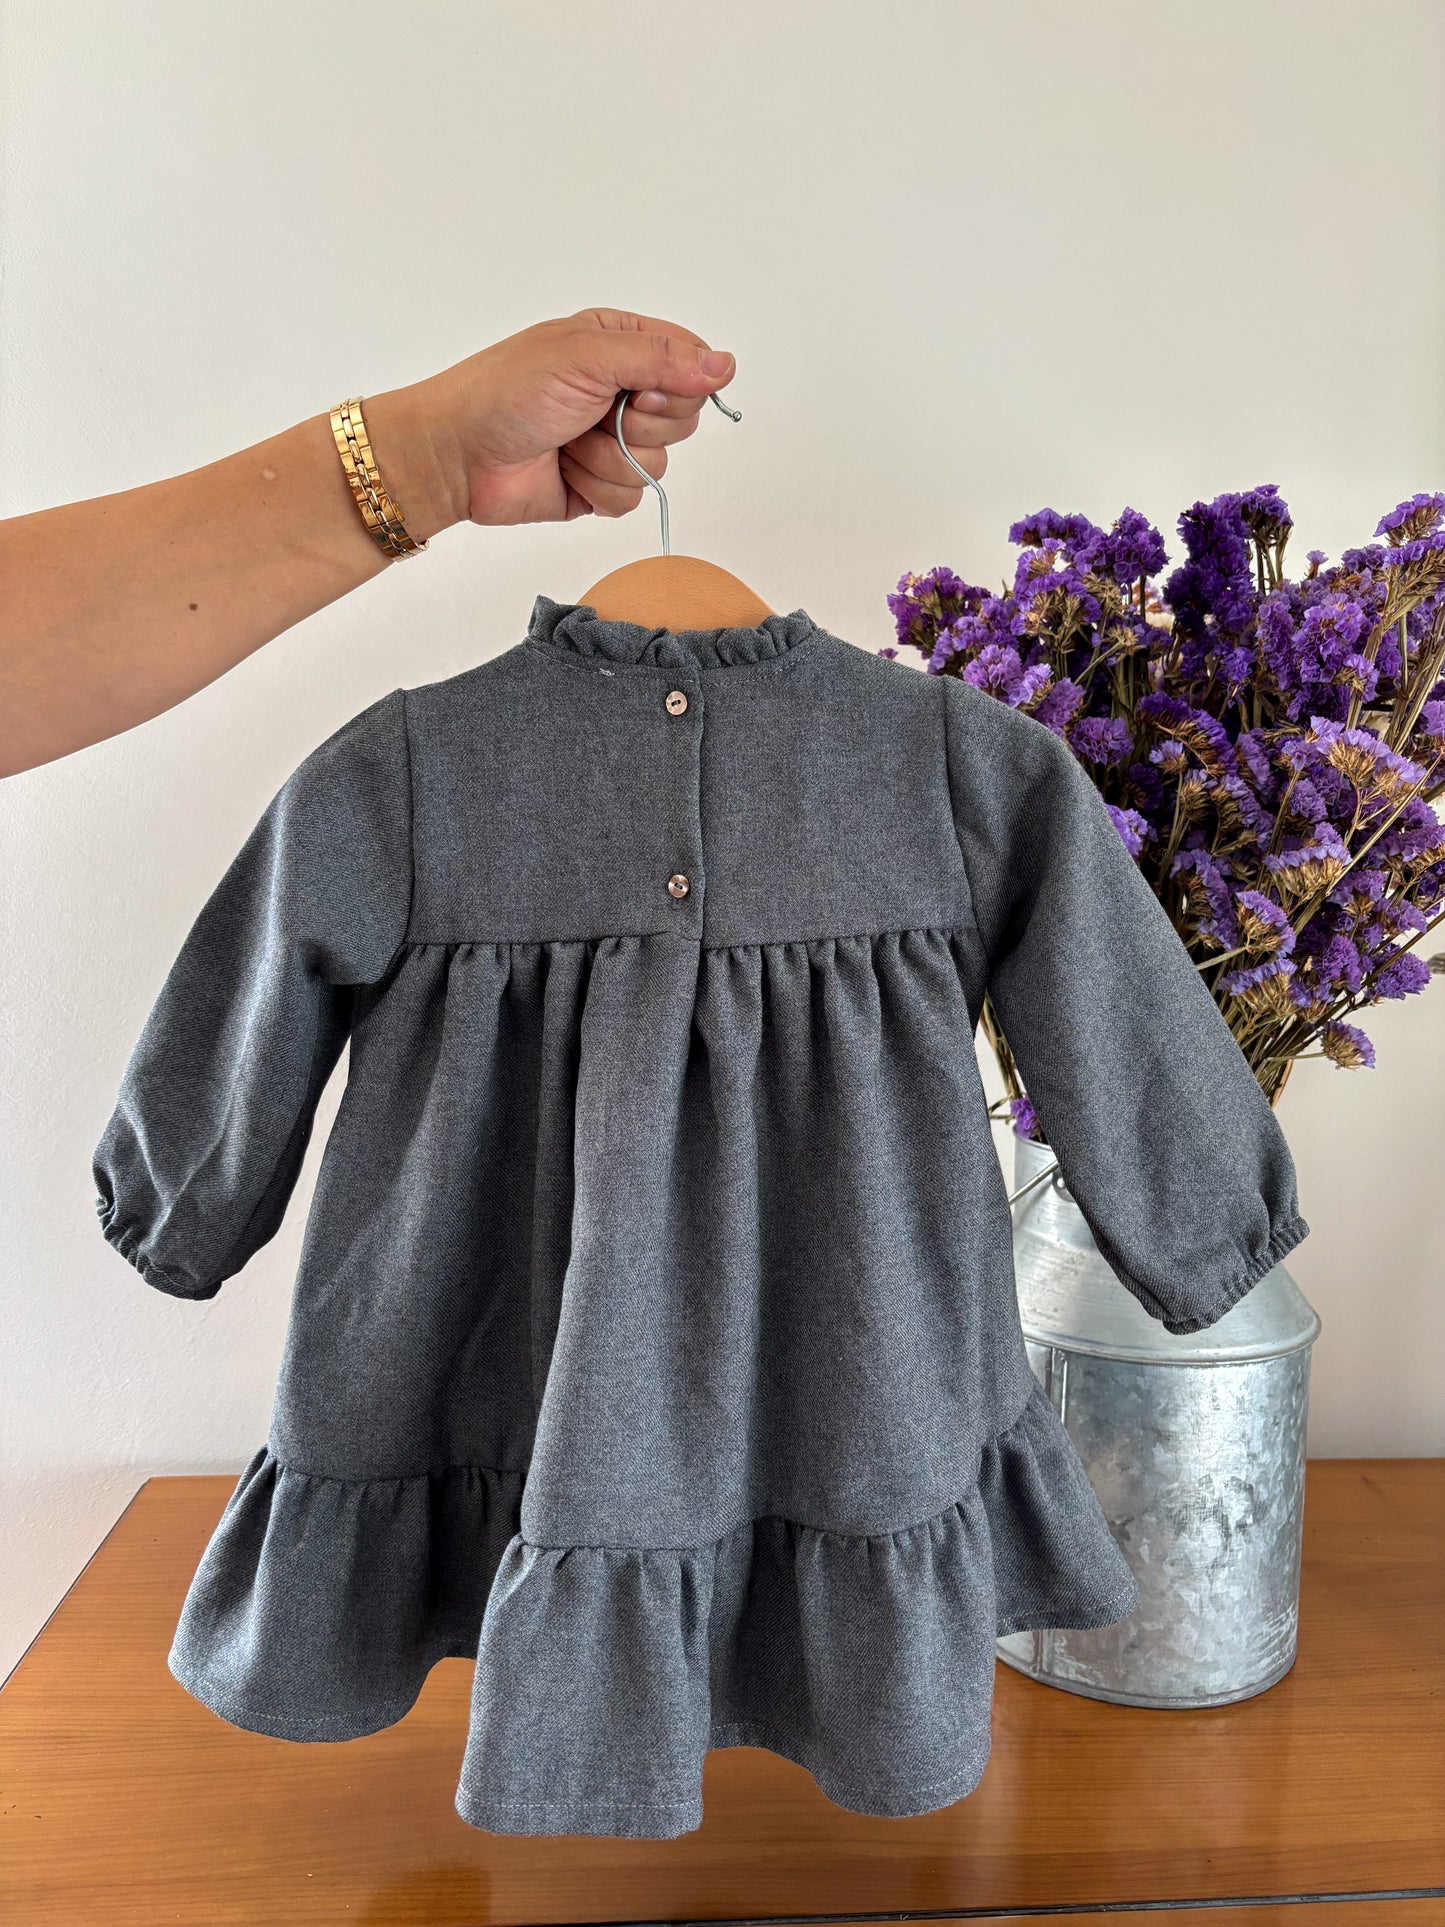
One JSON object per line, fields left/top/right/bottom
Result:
{"left": 667, "top": 873, "right": 691, "bottom": 898}
{"left": 664, "top": 689, "right": 688, "bottom": 715}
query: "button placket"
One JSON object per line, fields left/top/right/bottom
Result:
{"left": 660, "top": 670, "right": 702, "bottom": 915}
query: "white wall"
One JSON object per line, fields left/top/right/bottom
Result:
{"left": 3, "top": 0, "right": 1443, "bottom": 1682}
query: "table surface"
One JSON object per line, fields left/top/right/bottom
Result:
{"left": 1, "top": 1457, "right": 1441, "bottom": 1926}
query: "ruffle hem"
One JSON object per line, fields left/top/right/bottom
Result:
{"left": 167, "top": 1377, "right": 1139, "bottom": 1838}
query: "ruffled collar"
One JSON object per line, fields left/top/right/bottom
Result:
{"left": 526, "top": 593, "right": 823, "bottom": 671}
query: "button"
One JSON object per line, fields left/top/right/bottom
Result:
{"left": 664, "top": 689, "right": 688, "bottom": 715}
{"left": 667, "top": 873, "right": 691, "bottom": 898}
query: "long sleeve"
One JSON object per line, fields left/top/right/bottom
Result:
{"left": 943, "top": 674, "right": 1309, "bottom": 1335}
{"left": 93, "top": 686, "right": 414, "bottom": 1300}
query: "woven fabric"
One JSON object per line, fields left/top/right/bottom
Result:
{"left": 92, "top": 592, "right": 1308, "bottom": 1836}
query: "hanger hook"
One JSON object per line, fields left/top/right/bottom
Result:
{"left": 611, "top": 388, "right": 741, "bottom": 558}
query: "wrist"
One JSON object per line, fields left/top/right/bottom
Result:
{"left": 354, "top": 380, "right": 468, "bottom": 544}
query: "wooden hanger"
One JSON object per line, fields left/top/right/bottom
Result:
{"left": 577, "top": 390, "right": 775, "bottom": 630}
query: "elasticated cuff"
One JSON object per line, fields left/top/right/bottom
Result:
{"left": 95, "top": 1194, "right": 222, "bottom": 1300}
{"left": 1157, "top": 1210, "right": 1311, "bottom": 1336}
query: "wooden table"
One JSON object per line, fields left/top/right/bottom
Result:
{"left": 1, "top": 1459, "right": 1441, "bottom": 1925}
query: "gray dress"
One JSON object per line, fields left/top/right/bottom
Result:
{"left": 92, "top": 593, "right": 1308, "bottom": 1838}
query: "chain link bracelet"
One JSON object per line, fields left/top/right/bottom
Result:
{"left": 329, "top": 396, "right": 429, "bottom": 560}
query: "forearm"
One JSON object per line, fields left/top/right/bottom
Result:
{"left": 0, "top": 380, "right": 465, "bottom": 775}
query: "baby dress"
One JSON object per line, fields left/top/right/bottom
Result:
{"left": 93, "top": 593, "right": 1309, "bottom": 1838}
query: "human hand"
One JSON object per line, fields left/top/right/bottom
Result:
{"left": 368, "top": 308, "right": 736, "bottom": 536}
{"left": 0, "top": 308, "right": 735, "bottom": 772}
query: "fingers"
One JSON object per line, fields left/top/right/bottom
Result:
{"left": 558, "top": 433, "right": 668, "bottom": 519}
{"left": 575, "top": 393, "right": 701, "bottom": 458}
{"left": 439, "top": 307, "right": 737, "bottom": 527}
{"left": 559, "top": 388, "right": 705, "bottom": 517}
{"left": 553, "top": 310, "right": 733, "bottom": 521}
{"left": 582, "top": 387, "right": 705, "bottom": 451}
{"left": 628, "top": 389, "right": 706, "bottom": 425}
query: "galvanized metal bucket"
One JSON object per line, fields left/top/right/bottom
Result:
{"left": 998, "top": 1130, "right": 1321, "bottom": 1708}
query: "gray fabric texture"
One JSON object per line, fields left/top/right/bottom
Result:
{"left": 92, "top": 592, "right": 1308, "bottom": 1837}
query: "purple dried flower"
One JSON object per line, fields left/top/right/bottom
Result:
{"left": 1007, "top": 509, "right": 1107, "bottom": 563}
{"left": 1234, "top": 888, "right": 1296, "bottom": 957}
{"left": 1362, "top": 900, "right": 1430, "bottom": 944}
{"left": 1219, "top": 957, "right": 1296, "bottom": 1012}
{"left": 1374, "top": 493, "right": 1445, "bottom": 543}
{"left": 1287, "top": 717, "right": 1428, "bottom": 795}
{"left": 1263, "top": 826, "right": 1351, "bottom": 900}
{"left": 1331, "top": 865, "right": 1388, "bottom": 917}
{"left": 897, "top": 478, "right": 1445, "bottom": 1090}
{"left": 927, "top": 614, "right": 979, "bottom": 674}
{"left": 1338, "top": 542, "right": 1388, "bottom": 576}
{"left": 889, "top": 565, "right": 988, "bottom": 620}
{"left": 889, "top": 566, "right": 991, "bottom": 653}
{"left": 1033, "top": 677, "right": 1086, "bottom": 735}
{"left": 1220, "top": 957, "right": 1285, "bottom": 994}
{"left": 1171, "top": 847, "right": 1238, "bottom": 947}
{"left": 1106, "top": 804, "right": 1152, "bottom": 857}
{"left": 1009, "top": 1094, "right": 1041, "bottom": 1140}
{"left": 1295, "top": 595, "right": 1370, "bottom": 678}
{"left": 1165, "top": 491, "right": 1256, "bottom": 639}
{"left": 1372, "top": 950, "right": 1432, "bottom": 999}
{"left": 1319, "top": 1019, "right": 1375, "bottom": 1069}
{"left": 1256, "top": 592, "right": 1302, "bottom": 695}
{"left": 1374, "top": 794, "right": 1445, "bottom": 865}
{"left": 1219, "top": 643, "right": 1255, "bottom": 687}
{"left": 957, "top": 641, "right": 1053, "bottom": 709}
{"left": 1314, "top": 932, "right": 1366, "bottom": 994}
{"left": 1070, "top": 715, "right": 1135, "bottom": 766}
{"left": 1136, "top": 691, "right": 1235, "bottom": 770}
{"left": 1099, "top": 507, "right": 1168, "bottom": 585}
{"left": 1233, "top": 728, "right": 1275, "bottom": 790}
{"left": 1379, "top": 530, "right": 1445, "bottom": 581}
{"left": 1287, "top": 773, "right": 1331, "bottom": 829}
{"left": 1119, "top": 757, "right": 1167, "bottom": 819}
{"left": 1238, "top": 483, "right": 1293, "bottom": 539}
{"left": 1383, "top": 530, "right": 1445, "bottom": 565}
{"left": 1014, "top": 664, "right": 1055, "bottom": 708}
{"left": 1011, "top": 546, "right": 1104, "bottom": 626}
{"left": 1339, "top": 652, "right": 1380, "bottom": 702}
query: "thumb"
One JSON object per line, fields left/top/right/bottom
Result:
{"left": 568, "top": 309, "right": 735, "bottom": 401}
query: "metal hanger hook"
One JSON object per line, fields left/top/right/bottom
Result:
{"left": 611, "top": 388, "right": 741, "bottom": 558}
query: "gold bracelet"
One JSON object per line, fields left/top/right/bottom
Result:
{"left": 329, "top": 396, "right": 429, "bottom": 559}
